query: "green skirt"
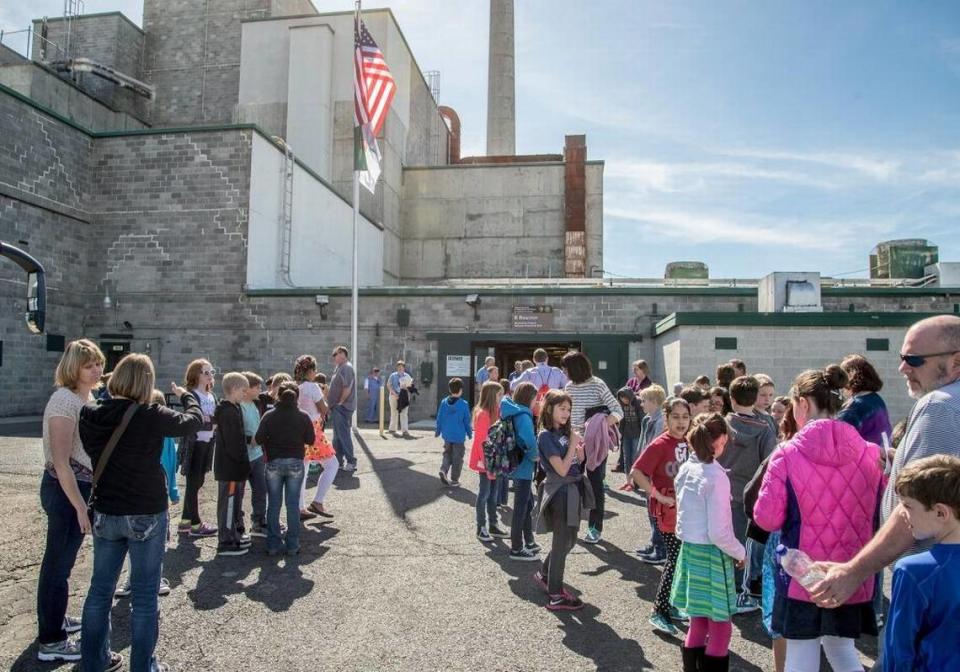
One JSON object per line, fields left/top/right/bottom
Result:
{"left": 670, "top": 541, "right": 738, "bottom": 621}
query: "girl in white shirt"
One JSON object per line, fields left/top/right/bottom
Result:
{"left": 294, "top": 355, "right": 334, "bottom": 518}
{"left": 671, "top": 413, "right": 746, "bottom": 672}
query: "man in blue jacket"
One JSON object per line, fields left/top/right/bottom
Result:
{"left": 435, "top": 378, "right": 472, "bottom": 487}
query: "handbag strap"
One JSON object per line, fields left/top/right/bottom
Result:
{"left": 91, "top": 402, "right": 140, "bottom": 489}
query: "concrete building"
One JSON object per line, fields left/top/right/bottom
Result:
{"left": 0, "top": 1, "right": 956, "bottom": 425}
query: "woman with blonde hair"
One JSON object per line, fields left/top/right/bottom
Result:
{"left": 79, "top": 353, "right": 203, "bottom": 672}
{"left": 36, "top": 339, "right": 105, "bottom": 663}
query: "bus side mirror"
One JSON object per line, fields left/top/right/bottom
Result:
{"left": 26, "top": 270, "right": 46, "bottom": 334}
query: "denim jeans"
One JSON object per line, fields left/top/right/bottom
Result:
{"left": 81, "top": 511, "right": 168, "bottom": 672}
{"left": 38, "top": 471, "right": 91, "bottom": 644}
{"left": 330, "top": 405, "right": 356, "bottom": 467}
{"left": 647, "top": 510, "right": 665, "bottom": 556}
{"left": 365, "top": 394, "right": 379, "bottom": 423}
{"left": 496, "top": 475, "right": 509, "bottom": 505}
{"left": 587, "top": 457, "right": 607, "bottom": 532}
{"left": 475, "top": 474, "right": 499, "bottom": 530}
{"left": 247, "top": 456, "right": 266, "bottom": 528}
{"left": 621, "top": 437, "right": 640, "bottom": 475}
{"left": 510, "top": 479, "right": 535, "bottom": 552}
{"left": 265, "top": 458, "right": 304, "bottom": 553}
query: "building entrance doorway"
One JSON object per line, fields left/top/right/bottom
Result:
{"left": 469, "top": 340, "right": 580, "bottom": 404}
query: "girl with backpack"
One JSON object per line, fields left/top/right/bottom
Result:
{"left": 533, "top": 390, "right": 593, "bottom": 611}
{"left": 671, "top": 413, "right": 745, "bottom": 672}
{"left": 469, "top": 381, "right": 509, "bottom": 542}
{"left": 631, "top": 396, "right": 692, "bottom": 636}
{"left": 501, "top": 382, "right": 541, "bottom": 561}
{"left": 754, "top": 366, "right": 883, "bottom": 672}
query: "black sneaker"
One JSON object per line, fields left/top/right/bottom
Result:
{"left": 438, "top": 470, "right": 449, "bottom": 486}
{"left": 510, "top": 548, "right": 540, "bottom": 561}
{"left": 525, "top": 541, "right": 543, "bottom": 553}
{"left": 249, "top": 525, "right": 267, "bottom": 538}
{"left": 488, "top": 525, "right": 510, "bottom": 538}
{"left": 217, "top": 543, "right": 249, "bottom": 557}
{"left": 238, "top": 534, "right": 251, "bottom": 548}
{"left": 547, "top": 593, "right": 584, "bottom": 611}
{"left": 476, "top": 527, "right": 494, "bottom": 542}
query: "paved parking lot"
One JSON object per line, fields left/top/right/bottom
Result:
{"left": 0, "top": 428, "right": 880, "bottom": 671}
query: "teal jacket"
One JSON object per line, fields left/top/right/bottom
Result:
{"left": 500, "top": 397, "right": 538, "bottom": 481}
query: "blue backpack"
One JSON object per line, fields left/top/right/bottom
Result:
{"left": 482, "top": 418, "right": 522, "bottom": 477}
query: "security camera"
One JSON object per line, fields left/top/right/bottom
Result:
{"left": 315, "top": 294, "right": 330, "bottom": 306}
{"left": 465, "top": 294, "right": 480, "bottom": 306}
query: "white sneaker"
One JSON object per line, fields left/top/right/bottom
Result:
{"left": 342, "top": 463, "right": 357, "bottom": 472}
{"left": 477, "top": 527, "right": 494, "bottom": 542}
{"left": 37, "top": 638, "right": 81, "bottom": 662}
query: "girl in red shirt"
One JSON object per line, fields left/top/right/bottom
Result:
{"left": 469, "top": 381, "right": 508, "bottom": 542}
{"left": 632, "top": 396, "right": 692, "bottom": 636}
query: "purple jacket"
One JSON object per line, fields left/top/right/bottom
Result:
{"left": 755, "top": 418, "right": 884, "bottom": 604}
{"left": 837, "top": 392, "right": 893, "bottom": 447}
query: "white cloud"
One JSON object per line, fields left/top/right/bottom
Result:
{"left": 605, "top": 159, "right": 839, "bottom": 193}
{"left": 719, "top": 148, "right": 901, "bottom": 182}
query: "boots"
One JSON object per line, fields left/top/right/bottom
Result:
{"left": 681, "top": 646, "right": 705, "bottom": 672}
{"left": 700, "top": 654, "right": 729, "bottom": 672}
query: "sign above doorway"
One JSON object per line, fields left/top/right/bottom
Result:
{"left": 512, "top": 305, "right": 555, "bottom": 330}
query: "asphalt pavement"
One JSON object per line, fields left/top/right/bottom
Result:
{"left": 0, "top": 428, "right": 879, "bottom": 671}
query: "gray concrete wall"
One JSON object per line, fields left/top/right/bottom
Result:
{"left": 31, "top": 13, "right": 148, "bottom": 121}
{"left": 142, "top": 0, "right": 317, "bottom": 126}
{"left": 401, "top": 161, "right": 607, "bottom": 281}
{"left": 0, "top": 65, "right": 147, "bottom": 131}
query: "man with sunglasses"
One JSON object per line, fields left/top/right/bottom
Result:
{"left": 809, "top": 315, "right": 960, "bottom": 667}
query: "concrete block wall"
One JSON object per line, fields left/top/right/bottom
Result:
{"left": 31, "top": 13, "right": 147, "bottom": 121}
{"left": 142, "top": 0, "right": 317, "bottom": 126}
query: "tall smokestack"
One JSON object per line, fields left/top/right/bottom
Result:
{"left": 486, "top": 0, "right": 515, "bottom": 156}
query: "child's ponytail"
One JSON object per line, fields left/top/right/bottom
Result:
{"left": 685, "top": 412, "right": 728, "bottom": 463}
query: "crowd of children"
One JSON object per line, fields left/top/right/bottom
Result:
{"left": 440, "top": 351, "right": 960, "bottom": 672}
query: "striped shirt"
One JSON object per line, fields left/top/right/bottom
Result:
{"left": 565, "top": 377, "right": 623, "bottom": 432}
{"left": 882, "top": 378, "right": 960, "bottom": 554}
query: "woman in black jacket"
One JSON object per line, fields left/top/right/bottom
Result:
{"left": 79, "top": 353, "right": 202, "bottom": 672}
{"left": 255, "top": 382, "right": 315, "bottom": 556}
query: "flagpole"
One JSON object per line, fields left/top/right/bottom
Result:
{"left": 351, "top": 0, "right": 361, "bottom": 433}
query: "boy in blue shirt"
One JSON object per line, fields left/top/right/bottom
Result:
{"left": 435, "top": 377, "right": 472, "bottom": 487}
{"left": 885, "top": 454, "right": 960, "bottom": 672}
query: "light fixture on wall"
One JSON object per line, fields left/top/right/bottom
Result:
{"left": 465, "top": 294, "right": 481, "bottom": 321}
{"left": 315, "top": 294, "right": 329, "bottom": 320}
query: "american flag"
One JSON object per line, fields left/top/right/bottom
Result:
{"left": 354, "top": 17, "right": 396, "bottom": 138}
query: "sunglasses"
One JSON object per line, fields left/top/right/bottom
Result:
{"left": 899, "top": 351, "right": 958, "bottom": 368}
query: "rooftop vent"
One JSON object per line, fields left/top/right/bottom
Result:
{"left": 665, "top": 261, "right": 708, "bottom": 285}
{"left": 870, "top": 239, "right": 938, "bottom": 280}
{"left": 759, "top": 272, "right": 823, "bottom": 313}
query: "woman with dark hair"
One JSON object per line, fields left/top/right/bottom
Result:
{"left": 562, "top": 351, "right": 622, "bottom": 545}
{"left": 36, "top": 339, "right": 105, "bottom": 663}
{"left": 837, "top": 354, "right": 893, "bottom": 447}
{"left": 80, "top": 354, "right": 203, "bottom": 672}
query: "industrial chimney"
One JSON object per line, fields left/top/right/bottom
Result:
{"left": 486, "top": 0, "right": 516, "bottom": 156}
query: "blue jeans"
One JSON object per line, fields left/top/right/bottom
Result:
{"left": 265, "top": 458, "right": 304, "bottom": 553}
{"left": 647, "top": 510, "right": 665, "bottom": 556}
{"left": 475, "top": 474, "right": 498, "bottom": 529}
{"left": 496, "top": 475, "right": 509, "bottom": 505}
{"left": 247, "top": 456, "right": 266, "bottom": 528}
{"left": 330, "top": 405, "right": 356, "bottom": 467}
{"left": 38, "top": 471, "right": 91, "bottom": 644}
{"left": 365, "top": 394, "right": 379, "bottom": 423}
{"left": 81, "top": 511, "right": 168, "bottom": 672}
{"left": 621, "top": 436, "right": 640, "bottom": 474}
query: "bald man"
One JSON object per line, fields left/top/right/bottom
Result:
{"left": 810, "top": 316, "right": 960, "bottom": 653}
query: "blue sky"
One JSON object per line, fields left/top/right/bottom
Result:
{"left": 4, "top": 1, "right": 959, "bottom": 279}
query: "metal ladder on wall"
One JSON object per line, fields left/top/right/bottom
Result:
{"left": 278, "top": 142, "right": 295, "bottom": 287}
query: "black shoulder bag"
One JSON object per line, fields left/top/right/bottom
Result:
{"left": 87, "top": 403, "right": 140, "bottom": 517}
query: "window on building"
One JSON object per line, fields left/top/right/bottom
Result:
{"left": 866, "top": 338, "right": 889, "bottom": 352}
{"left": 715, "top": 337, "right": 738, "bottom": 350}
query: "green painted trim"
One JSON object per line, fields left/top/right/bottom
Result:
{"left": 32, "top": 11, "right": 144, "bottom": 34}
{"left": 822, "top": 287, "right": 960, "bottom": 297}
{"left": 426, "top": 332, "right": 636, "bottom": 343}
{"left": 244, "top": 285, "right": 761, "bottom": 298}
{"left": 405, "top": 161, "right": 565, "bottom": 171}
{"left": 0, "top": 82, "right": 93, "bottom": 135}
{"left": 654, "top": 311, "right": 944, "bottom": 335}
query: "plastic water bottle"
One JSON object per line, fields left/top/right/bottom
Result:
{"left": 776, "top": 545, "right": 826, "bottom": 588}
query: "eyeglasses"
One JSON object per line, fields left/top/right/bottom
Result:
{"left": 201, "top": 369, "right": 217, "bottom": 376}
{"left": 898, "top": 351, "right": 959, "bottom": 368}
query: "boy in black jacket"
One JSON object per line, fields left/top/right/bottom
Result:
{"left": 215, "top": 373, "right": 252, "bottom": 556}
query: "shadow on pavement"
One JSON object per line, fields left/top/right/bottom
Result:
{"left": 355, "top": 432, "right": 464, "bottom": 519}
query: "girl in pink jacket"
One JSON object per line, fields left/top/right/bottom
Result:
{"left": 755, "top": 365, "right": 884, "bottom": 672}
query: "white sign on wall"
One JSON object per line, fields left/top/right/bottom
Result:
{"left": 446, "top": 355, "right": 470, "bottom": 377}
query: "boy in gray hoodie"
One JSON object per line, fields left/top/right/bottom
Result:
{"left": 719, "top": 375, "right": 777, "bottom": 612}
